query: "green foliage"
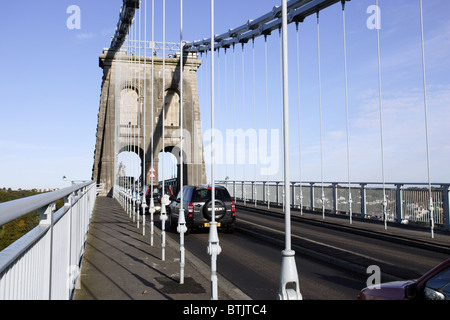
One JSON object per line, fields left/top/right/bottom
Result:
{"left": 0, "top": 213, "right": 40, "bottom": 251}
{"left": 0, "top": 188, "right": 41, "bottom": 203}
{"left": 0, "top": 189, "right": 43, "bottom": 251}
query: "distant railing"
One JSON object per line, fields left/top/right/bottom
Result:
{"left": 217, "top": 180, "right": 450, "bottom": 231}
{"left": 0, "top": 181, "right": 96, "bottom": 300}
{"left": 96, "top": 183, "right": 105, "bottom": 195}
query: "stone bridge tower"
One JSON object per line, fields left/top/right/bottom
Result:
{"left": 92, "top": 49, "right": 207, "bottom": 196}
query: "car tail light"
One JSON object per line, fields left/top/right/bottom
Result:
{"left": 188, "top": 201, "right": 194, "bottom": 214}
{"left": 231, "top": 201, "right": 235, "bottom": 216}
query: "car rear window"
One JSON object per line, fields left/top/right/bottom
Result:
{"left": 192, "top": 188, "right": 231, "bottom": 202}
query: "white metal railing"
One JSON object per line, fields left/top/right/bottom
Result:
{"left": 0, "top": 181, "right": 96, "bottom": 300}
{"left": 219, "top": 180, "right": 450, "bottom": 231}
{"left": 96, "top": 183, "right": 104, "bottom": 195}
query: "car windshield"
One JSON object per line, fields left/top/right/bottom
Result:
{"left": 192, "top": 188, "right": 231, "bottom": 202}
{"left": 147, "top": 186, "right": 173, "bottom": 197}
{"left": 425, "top": 267, "right": 450, "bottom": 299}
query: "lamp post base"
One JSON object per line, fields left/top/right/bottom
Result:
{"left": 277, "top": 250, "right": 302, "bottom": 300}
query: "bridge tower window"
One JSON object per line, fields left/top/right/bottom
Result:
{"left": 120, "top": 87, "right": 140, "bottom": 127}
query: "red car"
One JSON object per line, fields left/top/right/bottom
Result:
{"left": 357, "top": 258, "right": 450, "bottom": 300}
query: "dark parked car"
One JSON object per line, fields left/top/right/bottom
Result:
{"left": 168, "top": 185, "right": 236, "bottom": 234}
{"left": 357, "top": 258, "right": 450, "bottom": 300}
{"left": 140, "top": 184, "right": 174, "bottom": 214}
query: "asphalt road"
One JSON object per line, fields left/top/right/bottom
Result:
{"left": 185, "top": 231, "right": 368, "bottom": 300}
{"left": 163, "top": 205, "right": 449, "bottom": 300}
{"left": 237, "top": 208, "right": 449, "bottom": 275}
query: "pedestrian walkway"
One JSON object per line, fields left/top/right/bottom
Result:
{"left": 74, "top": 196, "right": 250, "bottom": 300}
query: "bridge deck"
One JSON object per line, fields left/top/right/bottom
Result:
{"left": 73, "top": 196, "right": 244, "bottom": 300}
{"left": 74, "top": 196, "right": 450, "bottom": 300}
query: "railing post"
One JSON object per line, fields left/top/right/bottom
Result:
{"left": 262, "top": 182, "right": 266, "bottom": 204}
{"left": 310, "top": 183, "right": 315, "bottom": 211}
{"left": 255, "top": 182, "right": 258, "bottom": 207}
{"left": 251, "top": 181, "right": 255, "bottom": 206}
{"left": 291, "top": 182, "right": 295, "bottom": 209}
{"left": 38, "top": 202, "right": 56, "bottom": 300}
{"left": 299, "top": 184, "right": 304, "bottom": 214}
{"left": 442, "top": 184, "right": 450, "bottom": 231}
{"left": 396, "top": 184, "right": 404, "bottom": 223}
{"left": 293, "top": 184, "right": 297, "bottom": 208}
{"left": 65, "top": 192, "right": 76, "bottom": 298}
{"left": 276, "top": 182, "right": 280, "bottom": 206}
{"left": 360, "top": 183, "right": 367, "bottom": 219}
{"left": 332, "top": 183, "right": 338, "bottom": 213}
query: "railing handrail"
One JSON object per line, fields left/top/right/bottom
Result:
{"left": 217, "top": 180, "right": 449, "bottom": 187}
{"left": 0, "top": 181, "right": 96, "bottom": 300}
{"left": 218, "top": 179, "right": 450, "bottom": 231}
{"left": 0, "top": 181, "right": 93, "bottom": 227}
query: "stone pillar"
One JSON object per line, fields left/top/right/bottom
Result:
{"left": 93, "top": 50, "right": 207, "bottom": 196}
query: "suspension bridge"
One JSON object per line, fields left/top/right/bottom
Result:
{"left": 0, "top": 0, "right": 449, "bottom": 302}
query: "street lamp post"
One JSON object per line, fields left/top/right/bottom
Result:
{"left": 277, "top": 0, "right": 302, "bottom": 300}
{"left": 207, "top": 0, "right": 222, "bottom": 300}
{"left": 177, "top": 0, "right": 187, "bottom": 285}
{"left": 160, "top": 0, "right": 168, "bottom": 261}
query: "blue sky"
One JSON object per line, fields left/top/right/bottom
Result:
{"left": 0, "top": 0, "right": 449, "bottom": 190}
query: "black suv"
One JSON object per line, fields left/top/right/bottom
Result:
{"left": 168, "top": 185, "right": 236, "bottom": 234}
